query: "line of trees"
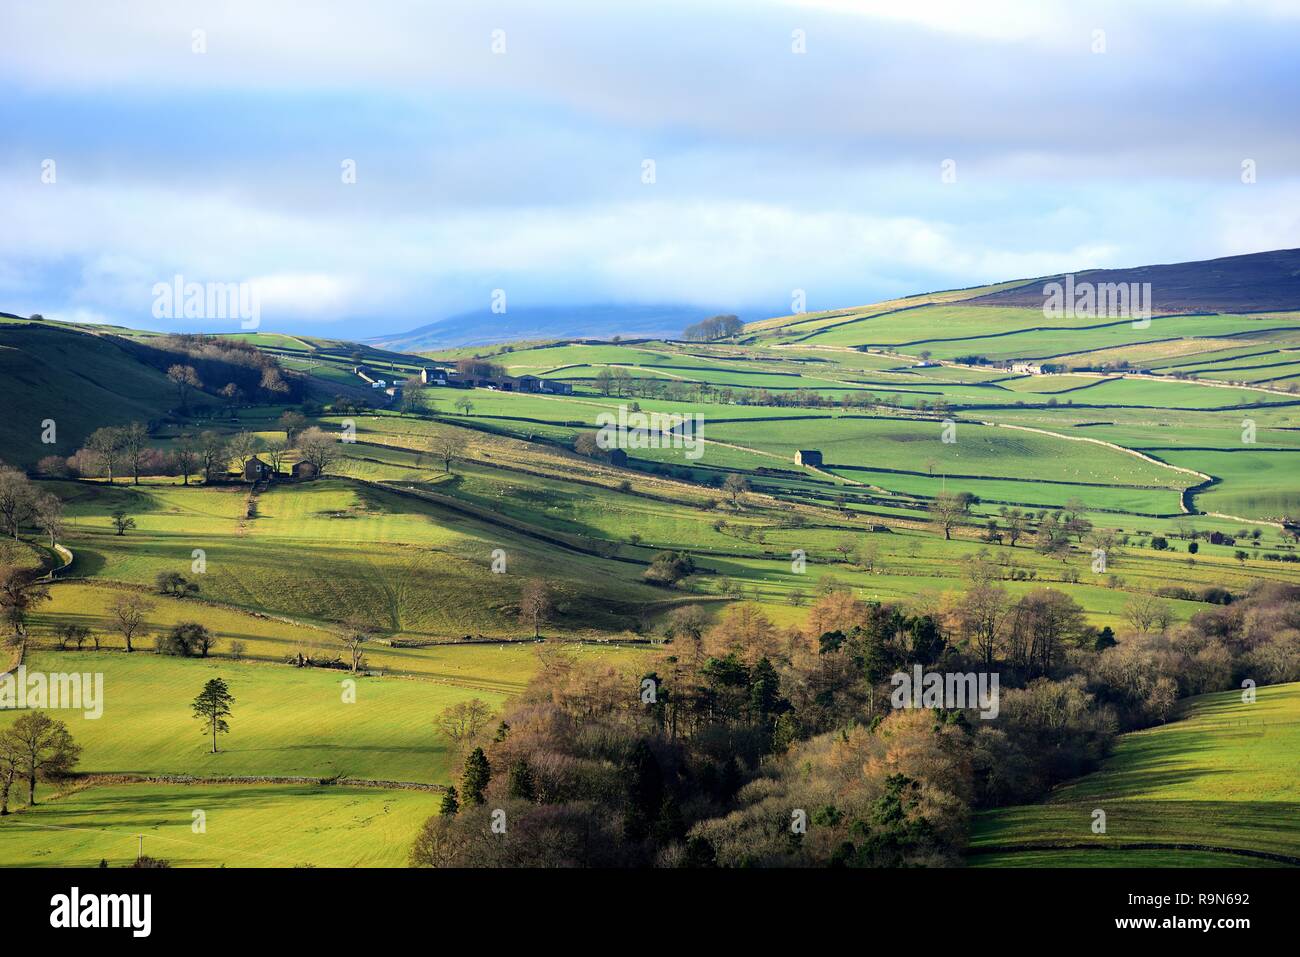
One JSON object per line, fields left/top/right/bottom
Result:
{"left": 0, "top": 465, "right": 63, "bottom": 544}
{"left": 34, "top": 416, "right": 340, "bottom": 486}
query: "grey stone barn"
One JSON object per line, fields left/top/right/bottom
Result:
{"left": 795, "top": 450, "right": 823, "bottom": 467}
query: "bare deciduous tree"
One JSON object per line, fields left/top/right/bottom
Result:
{"left": 434, "top": 698, "right": 493, "bottom": 756}
{"left": 167, "top": 364, "right": 202, "bottom": 411}
{"left": 198, "top": 431, "right": 229, "bottom": 483}
{"left": 0, "top": 565, "right": 51, "bottom": 638}
{"left": 0, "top": 712, "right": 80, "bottom": 806}
{"left": 1124, "top": 594, "right": 1173, "bottom": 635}
{"left": 32, "top": 492, "right": 63, "bottom": 549}
{"left": 109, "top": 593, "right": 153, "bottom": 653}
{"left": 518, "top": 579, "right": 553, "bottom": 638}
{"left": 174, "top": 433, "right": 200, "bottom": 486}
{"left": 723, "top": 474, "right": 750, "bottom": 508}
{"left": 298, "top": 427, "right": 339, "bottom": 477}
{"left": 928, "top": 491, "right": 966, "bottom": 541}
{"left": 429, "top": 431, "right": 468, "bottom": 474}
{"left": 119, "top": 422, "right": 150, "bottom": 485}
{"left": 337, "top": 616, "right": 378, "bottom": 673}
{"left": 0, "top": 469, "right": 34, "bottom": 539}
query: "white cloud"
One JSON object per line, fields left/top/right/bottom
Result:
{"left": 249, "top": 274, "right": 356, "bottom": 320}
{"left": 774, "top": 0, "right": 1063, "bottom": 41}
{"left": 44, "top": 308, "right": 115, "bottom": 325}
{"left": 1, "top": 1, "right": 1296, "bottom": 330}
{"left": 1215, "top": 183, "right": 1300, "bottom": 257}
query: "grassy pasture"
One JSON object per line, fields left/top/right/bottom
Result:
{"left": 702, "top": 416, "right": 1185, "bottom": 487}
{"left": 748, "top": 280, "right": 1035, "bottom": 340}
{"left": 968, "top": 682, "right": 1300, "bottom": 867}
{"left": 30, "top": 582, "right": 652, "bottom": 693}
{"left": 1156, "top": 448, "right": 1300, "bottom": 520}
{"left": 825, "top": 314, "right": 1300, "bottom": 363}
{"left": 0, "top": 783, "right": 434, "bottom": 867}
{"left": 51, "top": 477, "right": 663, "bottom": 638}
{"left": 0, "top": 651, "right": 501, "bottom": 783}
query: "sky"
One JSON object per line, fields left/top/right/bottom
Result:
{"left": 1, "top": 0, "right": 1298, "bottom": 336}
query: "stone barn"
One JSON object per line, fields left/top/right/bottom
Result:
{"left": 795, "top": 450, "right": 823, "bottom": 467}
{"left": 243, "top": 456, "right": 274, "bottom": 482}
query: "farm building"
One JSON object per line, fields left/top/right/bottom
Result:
{"left": 420, "top": 367, "right": 449, "bottom": 385}
{"left": 507, "top": 375, "right": 573, "bottom": 395}
{"left": 243, "top": 456, "right": 274, "bottom": 482}
{"left": 608, "top": 448, "right": 628, "bottom": 467}
{"left": 795, "top": 450, "right": 823, "bottom": 466}
{"left": 292, "top": 460, "right": 318, "bottom": 481}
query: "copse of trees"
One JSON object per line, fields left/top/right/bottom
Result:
{"left": 159, "top": 621, "right": 215, "bottom": 657}
{"left": 681, "top": 314, "right": 743, "bottom": 342}
{"left": 643, "top": 550, "right": 695, "bottom": 586}
{"left": 55, "top": 421, "right": 207, "bottom": 485}
{"left": 455, "top": 357, "right": 506, "bottom": 380}
{"left": 411, "top": 577, "right": 1300, "bottom": 869}
{"left": 132, "top": 334, "right": 296, "bottom": 407}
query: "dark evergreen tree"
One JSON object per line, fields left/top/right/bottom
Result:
{"left": 507, "top": 759, "right": 536, "bottom": 802}
{"left": 621, "top": 740, "right": 664, "bottom": 841}
{"left": 439, "top": 785, "right": 460, "bottom": 816}
{"left": 190, "top": 678, "right": 234, "bottom": 754}
{"left": 461, "top": 747, "right": 491, "bottom": 806}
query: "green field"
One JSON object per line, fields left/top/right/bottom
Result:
{"left": 5, "top": 277, "right": 1300, "bottom": 870}
{"left": 52, "top": 476, "right": 665, "bottom": 639}
{"left": 968, "top": 682, "right": 1300, "bottom": 867}
{"left": 0, "top": 783, "right": 435, "bottom": 867}
{"left": 0, "top": 651, "right": 501, "bottom": 783}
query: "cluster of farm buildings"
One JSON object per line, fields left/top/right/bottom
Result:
{"left": 351, "top": 365, "right": 574, "bottom": 396}
{"left": 417, "top": 367, "right": 573, "bottom": 394}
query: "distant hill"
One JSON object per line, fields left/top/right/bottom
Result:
{"left": 966, "top": 247, "right": 1300, "bottom": 314}
{"left": 367, "top": 304, "right": 734, "bottom": 351}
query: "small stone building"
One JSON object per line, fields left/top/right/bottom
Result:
{"left": 243, "top": 457, "right": 273, "bottom": 482}
{"left": 795, "top": 450, "right": 823, "bottom": 467}
{"left": 608, "top": 448, "right": 628, "bottom": 467}
{"left": 292, "top": 460, "right": 319, "bottom": 481}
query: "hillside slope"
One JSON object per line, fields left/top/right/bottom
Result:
{"left": 968, "top": 682, "right": 1300, "bottom": 867}
{"left": 0, "top": 320, "right": 186, "bottom": 466}
{"left": 967, "top": 247, "right": 1300, "bottom": 314}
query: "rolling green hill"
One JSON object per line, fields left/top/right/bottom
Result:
{"left": 4, "top": 249, "right": 1300, "bottom": 868}
{"left": 968, "top": 682, "right": 1300, "bottom": 867}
